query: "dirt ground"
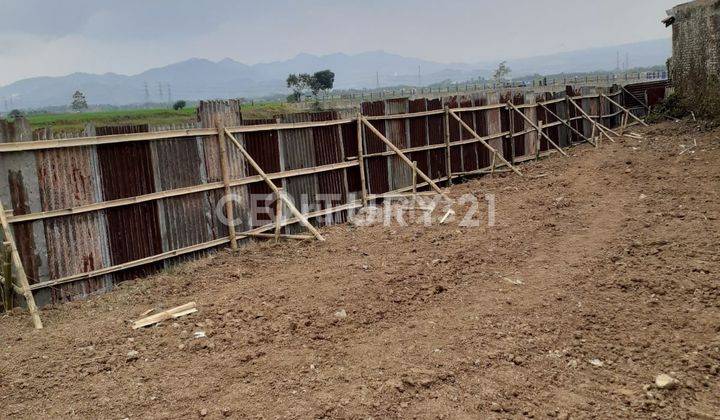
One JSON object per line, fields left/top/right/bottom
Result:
{"left": 1, "top": 120, "right": 719, "bottom": 419}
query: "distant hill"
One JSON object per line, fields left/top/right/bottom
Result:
{"left": 0, "top": 38, "right": 670, "bottom": 109}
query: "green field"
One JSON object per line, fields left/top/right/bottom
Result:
{"left": 26, "top": 102, "right": 291, "bottom": 134}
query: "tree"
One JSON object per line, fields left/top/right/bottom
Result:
{"left": 286, "top": 69, "right": 335, "bottom": 102}
{"left": 71, "top": 91, "right": 88, "bottom": 110}
{"left": 173, "top": 100, "right": 187, "bottom": 111}
{"left": 8, "top": 109, "right": 23, "bottom": 119}
{"left": 493, "top": 61, "right": 511, "bottom": 83}
{"left": 310, "top": 70, "right": 335, "bottom": 96}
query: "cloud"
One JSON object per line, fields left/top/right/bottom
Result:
{"left": 0, "top": 0, "right": 676, "bottom": 86}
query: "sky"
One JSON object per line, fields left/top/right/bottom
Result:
{"left": 0, "top": 0, "right": 678, "bottom": 86}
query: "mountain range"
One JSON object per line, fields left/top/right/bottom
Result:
{"left": 0, "top": 38, "right": 671, "bottom": 110}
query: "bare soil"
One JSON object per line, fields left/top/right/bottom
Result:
{"left": 1, "top": 121, "right": 719, "bottom": 419}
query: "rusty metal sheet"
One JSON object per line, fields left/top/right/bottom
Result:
{"left": 499, "top": 92, "right": 513, "bottom": 160}
{"left": 96, "top": 124, "right": 163, "bottom": 282}
{"left": 36, "top": 144, "right": 112, "bottom": 303}
{"left": 360, "top": 100, "right": 389, "bottom": 195}
{"left": 340, "top": 121, "right": 362, "bottom": 196}
{"left": 512, "top": 93, "right": 526, "bottom": 158}
{"left": 384, "top": 98, "right": 411, "bottom": 191}
{"left": 242, "top": 118, "right": 280, "bottom": 229}
{"left": 278, "top": 113, "right": 318, "bottom": 229}
{"left": 311, "top": 111, "right": 347, "bottom": 226}
{"left": 458, "top": 96, "right": 478, "bottom": 172}
{"left": 198, "top": 100, "right": 250, "bottom": 238}
{"left": 473, "top": 94, "right": 492, "bottom": 169}
{"left": 444, "top": 96, "right": 463, "bottom": 174}
{"left": 407, "top": 98, "right": 430, "bottom": 178}
{"left": 425, "top": 98, "right": 446, "bottom": 181}
{"left": 151, "top": 136, "right": 214, "bottom": 255}
{"left": 524, "top": 93, "right": 538, "bottom": 158}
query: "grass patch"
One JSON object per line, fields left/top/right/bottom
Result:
{"left": 26, "top": 102, "right": 292, "bottom": 135}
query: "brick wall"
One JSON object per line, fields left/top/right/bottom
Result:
{"left": 669, "top": 0, "right": 720, "bottom": 117}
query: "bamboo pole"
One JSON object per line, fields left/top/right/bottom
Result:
{"left": 443, "top": 106, "right": 453, "bottom": 184}
{"left": 360, "top": 117, "right": 452, "bottom": 201}
{"left": 567, "top": 97, "right": 617, "bottom": 143}
{"left": 356, "top": 113, "right": 368, "bottom": 206}
{"left": 506, "top": 102, "right": 569, "bottom": 157}
{"left": 0, "top": 201, "right": 42, "bottom": 329}
{"left": 448, "top": 110, "right": 523, "bottom": 177}
{"left": 274, "top": 188, "right": 283, "bottom": 243}
{"left": 216, "top": 119, "right": 238, "bottom": 250}
{"left": 223, "top": 129, "right": 325, "bottom": 242}
{"left": 601, "top": 94, "right": 649, "bottom": 127}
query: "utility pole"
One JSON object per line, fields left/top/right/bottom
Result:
{"left": 616, "top": 51, "right": 620, "bottom": 71}
{"left": 167, "top": 83, "right": 172, "bottom": 107}
{"left": 625, "top": 53, "right": 630, "bottom": 71}
{"left": 143, "top": 82, "right": 150, "bottom": 104}
{"left": 157, "top": 82, "right": 164, "bottom": 102}
{"left": 376, "top": 71, "right": 380, "bottom": 89}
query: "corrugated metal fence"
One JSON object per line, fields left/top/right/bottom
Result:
{"left": 0, "top": 82, "right": 668, "bottom": 307}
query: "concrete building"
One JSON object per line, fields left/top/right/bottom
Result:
{"left": 664, "top": 0, "right": 720, "bottom": 117}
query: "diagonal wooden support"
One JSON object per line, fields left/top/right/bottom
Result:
{"left": 506, "top": 102, "right": 569, "bottom": 157}
{"left": 223, "top": 129, "right": 325, "bottom": 242}
{"left": 360, "top": 117, "right": 454, "bottom": 201}
{"left": 601, "top": 94, "right": 649, "bottom": 127}
{"left": 0, "top": 200, "right": 42, "bottom": 329}
{"left": 538, "top": 103, "right": 597, "bottom": 147}
{"left": 448, "top": 110, "right": 524, "bottom": 176}
{"left": 567, "top": 97, "right": 617, "bottom": 143}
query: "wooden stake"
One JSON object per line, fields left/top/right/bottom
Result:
{"left": 448, "top": 110, "right": 523, "bottom": 177}
{"left": 361, "top": 117, "right": 452, "bottom": 202}
{"left": 411, "top": 161, "right": 418, "bottom": 201}
{"left": 216, "top": 119, "right": 238, "bottom": 251}
{"left": 356, "top": 113, "right": 368, "bottom": 207}
{"left": 443, "top": 106, "right": 453, "bottom": 184}
{"left": 0, "top": 200, "right": 42, "bottom": 329}
{"left": 507, "top": 102, "right": 569, "bottom": 157}
{"left": 274, "top": 188, "right": 283, "bottom": 243}
{"left": 224, "top": 129, "right": 325, "bottom": 241}
{"left": 536, "top": 120, "right": 543, "bottom": 160}
{"left": 2, "top": 243, "right": 13, "bottom": 311}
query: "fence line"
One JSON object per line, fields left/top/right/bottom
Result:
{"left": 0, "top": 80, "right": 669, "bottom": 324}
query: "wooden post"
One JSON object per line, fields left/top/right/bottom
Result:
{"left": 411, "top": 161, "right": 418, "bottom": 205}
{"left": 448, "top": 110, "right": 523, "bottom": 177}
{"left": 536, "top": 120, "right": 543, "bottom": 160}
{"left": 443, "top": 106, "right": 453, "bottom": 185}
{"left": 224, "top": 129, "right": 325, "bottom": 241}
{"left": 216, "top": 119, "right": 238, "bottom": 250}
{"left": 274, "top": 188, "right": 283, "bottom": 243}
{"left": 2, "top": 243, "right": 12, "bottom": 311}
{"left": 0, "top": 201, "right": 42, "bottom": 329}
{"left": 356, "top": 113, "right": 368, "bottom": 207}
{"left": 507, "top": 102, "right": 569, "bottom": 157}
{"left": 508, "top": 104, "right": 516, "bottom": 163}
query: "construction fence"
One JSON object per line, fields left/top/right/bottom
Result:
{"left": 0, "top": 80, "right": 669, "bottom": 315}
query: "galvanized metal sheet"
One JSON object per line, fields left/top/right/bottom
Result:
{"left": 312, "top": 111, "right": 348, "bottom": 225}
{"left": 426, "top": 98, "right": 446, "bottom": 181}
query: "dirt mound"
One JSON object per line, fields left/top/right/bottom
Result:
{"left": 1, "top": 121, "right": 718, "bottom": 419}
